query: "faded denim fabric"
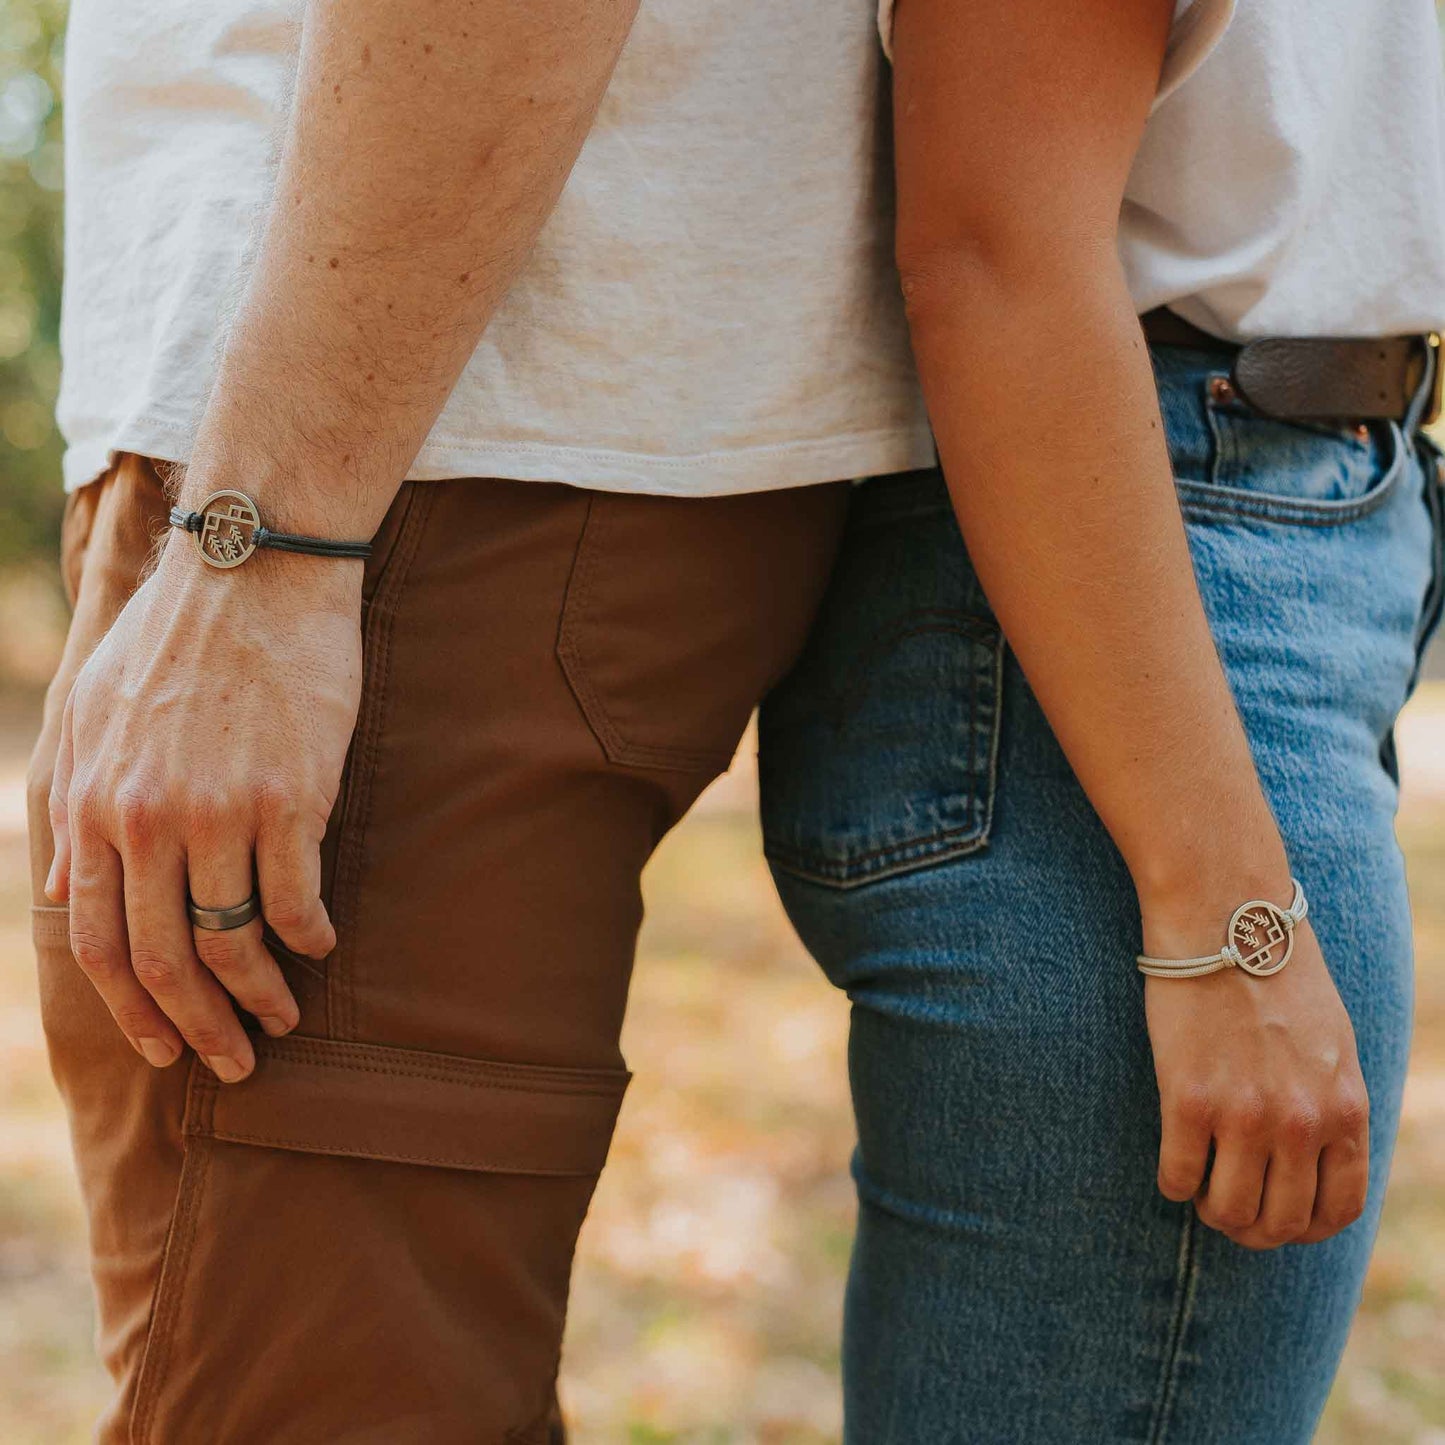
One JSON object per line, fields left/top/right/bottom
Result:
{"left": 759, "top": 346, "right": 1445, "bottom": 1444}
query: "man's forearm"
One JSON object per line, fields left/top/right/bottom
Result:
{"left": 179, "top": 0, "right": 639, "bottom": 537}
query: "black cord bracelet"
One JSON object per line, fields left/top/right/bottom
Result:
{"left": 169, "top": 491, "right": 372, "bottom": 569}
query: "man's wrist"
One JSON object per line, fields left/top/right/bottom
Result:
{"left": 173, "top": 460, "right": 379, "bottom": 541}
{"left": 165, "top": 445, "right": 381, "bottom": 611}
{"left": 154, "top": 525, "right": 363, "bottom": 614}
{"left": 174, "top": 400, "right": 405, "bottom": 537}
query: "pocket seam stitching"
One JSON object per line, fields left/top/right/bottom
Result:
{"left": 763, "top": 628, "right": 1005, "bottom": 890}
{"left": 329, "top": 483, "right": 437, "bottom": 1041}
{"left": 245, "top": 1038, "right": 629, "bottom": 1096}
{"left": 1189, "top": 410, "right": 1405, "bottom": 526}
{"left": 189, "top": 1128, "right": 605, "bottom": 1176}
{"left": 767, "top": 832, "right": 990, "bottom": 890}
{"left": 556, "top": 495, "right": 739, "bottom": 775}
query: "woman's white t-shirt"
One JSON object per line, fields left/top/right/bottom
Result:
{"left": 882, "top": 0, "right": 1445, "bottom": 341}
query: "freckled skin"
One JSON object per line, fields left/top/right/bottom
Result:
{"left": 42, "top": 0, "right": 645, "bottom": 1083}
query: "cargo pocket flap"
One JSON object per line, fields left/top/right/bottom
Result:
{"left": 188, "top": 1035, "right": 630, "bottom": 1177}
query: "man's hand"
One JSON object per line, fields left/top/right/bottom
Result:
{"left": 46, "top": 542, "right": 361, "bottom": 1080}
{"left": 36, "top": 0, "right": 641, "bottom": 1077}
{"left": 1146, "top": 919, "right": 1369, "bottom": 1250}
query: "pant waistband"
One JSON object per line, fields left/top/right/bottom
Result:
{"left": 1139, "top": 307, "right": 1442, "bottom": 429}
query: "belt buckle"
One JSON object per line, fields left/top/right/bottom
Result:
{"left": 1427, "top": 332, "right": 1443, "bottom": 427}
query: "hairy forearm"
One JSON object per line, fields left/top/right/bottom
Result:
{"left": 903, "top": 254, "right": 1290, "bottom": 930}
{"left": 177, "top": 0, "right": 638, "bottom": 539}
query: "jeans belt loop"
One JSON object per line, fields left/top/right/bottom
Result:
{"left": 1424, "top": 332, "right": 1442, "bottom": 428}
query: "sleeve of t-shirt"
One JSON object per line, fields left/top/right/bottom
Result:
{"left": 875, "top": 0, "right": 1234, "bottom": 108}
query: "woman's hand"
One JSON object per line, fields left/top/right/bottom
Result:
{"left": 1145, "top": 917, "right": 1369, "bottom": 1250}
{"left": 45, "top": 536, "right": 363, "bottom": 1083}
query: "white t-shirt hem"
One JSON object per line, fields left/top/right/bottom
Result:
{"left": 61, "top": 417, "right": 940, "bottom": 498}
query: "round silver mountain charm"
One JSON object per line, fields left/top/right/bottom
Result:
{"left": 192, "top": 490, "right": 261, "bottom": 569}
{"left": 1227, "top": 898, "right": 1294, "bottom": 977}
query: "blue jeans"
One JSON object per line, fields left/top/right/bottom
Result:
{"left": 758, "top": 346, "right": 1445, "bottom": 1443}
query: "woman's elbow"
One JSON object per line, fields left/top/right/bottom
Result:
{"left": 896, "top": 226, "right": 1117, "bottom": 330}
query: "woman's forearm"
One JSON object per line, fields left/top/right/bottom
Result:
{"left": 890, "top": 0, "right": 1370, "bottom": 1252}
{"left": 902, "top": 254, "right": 1291, "bottom": 939}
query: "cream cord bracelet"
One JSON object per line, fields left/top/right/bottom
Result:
{"left": 1136, "top": 879, "right": 1308, "bottom": 980}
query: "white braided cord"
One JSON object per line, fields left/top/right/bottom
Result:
{"left": 1135, "top": 880, "right": 1307, "bottom": 979}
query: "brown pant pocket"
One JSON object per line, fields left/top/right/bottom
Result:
{"left": 131, "top": 1037, "right": 629, "bottom": 1445}
{"left": 191, "top": 1034, "right": 628, "bottom": 1176}
{"left": 555, "top": 485, "right": 849, "bottom": 775}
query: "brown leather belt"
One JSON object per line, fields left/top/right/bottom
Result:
{"left": 1140, "top": 307, "right": 1442, "bottom": 427}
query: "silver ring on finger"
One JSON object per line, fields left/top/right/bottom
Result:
{"left": 188, "top": 892, "right": 262, "bottom": 932}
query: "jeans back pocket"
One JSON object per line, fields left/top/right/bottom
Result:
{"left": 759, "top": 471, "right": 1003, "bottom": 890}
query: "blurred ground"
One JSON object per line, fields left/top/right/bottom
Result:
{"left": 1, "top": 684, "right": 1444, "bottom": 1443}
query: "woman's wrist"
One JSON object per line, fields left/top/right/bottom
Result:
{"left": 1132, "top": 837, "right": 1294, "bottom": 960}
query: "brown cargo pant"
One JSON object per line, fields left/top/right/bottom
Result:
{"left": 27, "top": 454, "right": 848, "bottom": 1444}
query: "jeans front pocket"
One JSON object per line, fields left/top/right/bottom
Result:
{"left": 1182, "top": 367, "right": 1407, "bottom": 526}
{"left": 759, "top": 470, "right": 1003, "bottom": 890}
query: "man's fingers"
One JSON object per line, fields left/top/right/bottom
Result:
{"left": 45, "top": 692, "right": 77, "bottom": 902}
{"left": 1157, "top": 1088, "right": 1213, "bottom": 1201}
{"left": 123, "top": 841, "right": 255, "bottom": 1083}
{"left": 1296, "top": 1138, "right": 1370, "bottom": 1245}
{"left": 188, "top": 839, "right": 299, "bottom": 1038}
{"left": 66, "top": 829, "right": 182, "bottom": 1068}
{"left": 256, "top": 815, "right": 336, "bottom": 960}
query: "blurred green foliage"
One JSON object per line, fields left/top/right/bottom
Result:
{"left": 0, "top": 0, "right": 64, "bottom": 568}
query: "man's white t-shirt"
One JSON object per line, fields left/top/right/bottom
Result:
{"left": 60, "top": 1, "right": 934, "bottom": 495}
{"left": 58, "top": 1, "right": 1442, "bottom": 498}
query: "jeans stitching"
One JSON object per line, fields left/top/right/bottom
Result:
{"left": 766, "top": 831, "right": 989, "bottom": 888}
{"left": 1180, "top": 419, "right": 1406, "bottom": 527}
{"left": 764, "top": 628, "right": 1003, "bottom": 889}
{"left": 1204, "top": 375, "right": 1238, "bottom": 488}
{"left": 1146, "top": 1207, "right": 1201, "bottom": 1445}
{"left": 820, "top": 613, "right": 996, "bottom": 730}
{"left": 1408, "top": 439, "right": 1445, "bottom": 674}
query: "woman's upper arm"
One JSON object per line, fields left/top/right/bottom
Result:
{"left": 891, "top": 0, "right": 1175, "bottom": 275}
